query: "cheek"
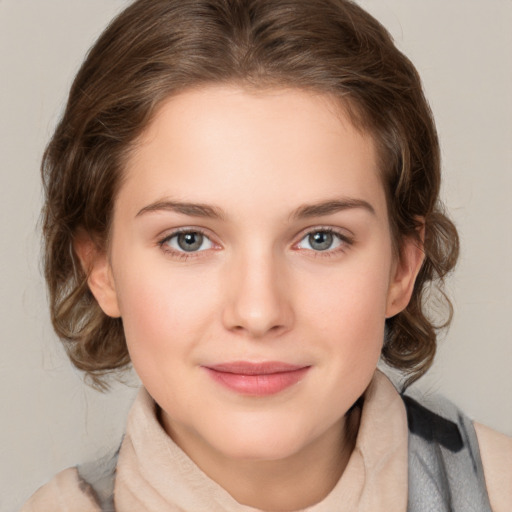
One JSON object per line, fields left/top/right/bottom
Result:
{"left": 112, "top": 258, "right": 220, "bottom": 372}
{"left": 298, "top": 253, "right": 391, "bottom": 362}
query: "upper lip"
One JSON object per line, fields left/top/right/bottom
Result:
{"left": 204, "top": 361, "right": 309, "bottom": 375}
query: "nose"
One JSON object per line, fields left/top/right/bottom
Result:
{"left": 221, "top": 250, "right": 294, "bottom": 338}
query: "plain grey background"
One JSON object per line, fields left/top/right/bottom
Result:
{"left": 1, "top": 1, "right": 511, "bottom": 510}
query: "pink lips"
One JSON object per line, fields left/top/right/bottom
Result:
{"left": 203, "top": 361, "right": 310, "bottom": 396}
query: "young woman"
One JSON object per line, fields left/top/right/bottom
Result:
{"left": 21, "top": 0, "right": 511, "bottom": 510}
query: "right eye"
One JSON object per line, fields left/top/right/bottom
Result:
{"left": 160, "top": 230, "right": 214, "bottom": 253}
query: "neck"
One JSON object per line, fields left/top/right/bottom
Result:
{"left": 162, "top": 407, "right": 360, "bottom": 511}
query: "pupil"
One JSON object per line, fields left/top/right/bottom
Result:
{"left": 178, "top": 232, "right": 203, "bottom": 251}
{"left": 309, "top": 231, "right": 333, "bottom": 251}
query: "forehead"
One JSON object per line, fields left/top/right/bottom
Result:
{"left": 120, "top": 85, "right": 386, "bottom": 221}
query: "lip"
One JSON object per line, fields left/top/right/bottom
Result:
{"left": 202, "top": 361, "right": 311, "bottom": 396}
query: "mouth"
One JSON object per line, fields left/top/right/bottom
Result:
{"left": 202, "top": 361, "right": 311, "bottom": 396}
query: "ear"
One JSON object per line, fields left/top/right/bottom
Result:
{"left": 74, "top": 230, "right": 121, "bottom": 318}
{"left": 385, "top": 227, "right": 425, "bottom": 318}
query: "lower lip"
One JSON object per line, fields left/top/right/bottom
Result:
{"left": 203, "top": 367, "right": 310, "bottom": 396}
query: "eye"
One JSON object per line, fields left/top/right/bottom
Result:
{"left": 161, "top": 230, "right": 214, "bottom": 253}
{"left": 296, "top": 229, "right": 348, "bottom": 252}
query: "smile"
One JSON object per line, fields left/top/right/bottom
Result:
{"left": 202, "top": 362, "right": 311, "bottom": 396}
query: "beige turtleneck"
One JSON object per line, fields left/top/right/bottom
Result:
{"left": 20, "top": 371, "right": 511, "bottom": 512}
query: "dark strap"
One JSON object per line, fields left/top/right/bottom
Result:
{"left": 76, "top": 443, "right": 120, "bottom": 512}
{"left": 403, "top": 395, "right": 492, "bottom": 512}
{"left": 77, "top": 398, "right": 493, "bottom": 512}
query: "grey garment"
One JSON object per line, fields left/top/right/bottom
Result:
{"left": 404, "top": 395, "right": 492, "bottom": 512}
{"left": 77, "top": 444, "right": 119, "bottom": 512}
{"left": 77, "top": 397, "right": 492, "bottom": 512}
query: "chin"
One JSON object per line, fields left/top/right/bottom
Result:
{"left": 204, "top": 415, "right": 321, "bottom": 462}
{"left": 216, "top": 436, "right": 306, "bottom": 462}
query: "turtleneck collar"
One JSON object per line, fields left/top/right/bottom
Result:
{"left": 113, "top": 370, "right": 408, "bottom": 512}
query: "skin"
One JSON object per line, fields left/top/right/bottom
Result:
{"left": 81, "top": 85, "right": 424, "bottom": 510}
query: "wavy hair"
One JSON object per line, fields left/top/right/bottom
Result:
{"left": 42, "top": 0, "right": 459, "bottom": 389}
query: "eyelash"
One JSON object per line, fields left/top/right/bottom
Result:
{"left": 157, "top": 227, "right": 214, "bottom": 261}
{"left": 294, "top": 227, "right": 354, "bottom": 258}
{"left": 157, "top": 227, "right": 354, "bottom": 261}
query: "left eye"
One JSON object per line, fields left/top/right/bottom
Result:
{"left": 163, "top": 231, "right": 214, "bottom": 252}
{"left": 296, "top": 230, "right": 344, "bottom": 251}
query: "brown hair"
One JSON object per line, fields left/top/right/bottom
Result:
{"left": 42, "top": 0, "right": 459, "bottom": 389}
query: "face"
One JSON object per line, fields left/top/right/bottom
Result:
{"left": 89, "top": 85, "right": 419, "bottom": 467}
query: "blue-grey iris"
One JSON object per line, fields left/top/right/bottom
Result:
{"left": 309, "top": 231, "right": 333, "bottom": 251}
{"left": 177, "top": 232, "right": 203, "bottom": 251}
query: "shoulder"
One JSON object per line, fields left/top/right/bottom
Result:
{"left": 475, "top": 422, "right": 512, "bottom": 512}
{"left": 20, "top": 467, "right": 101, "bottom": 512}
{"left": 403, "top": 392, "right": 511, "bottom": 512}
{"left": 403, "top": 393, "right": 492, "bottom": 510}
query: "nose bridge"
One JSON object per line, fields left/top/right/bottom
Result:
{"left": 222, "top": 243, "right": 293, "bottom": 337}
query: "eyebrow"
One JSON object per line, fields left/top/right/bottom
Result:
{"left": 135, "top": 197, "right": 375, "bottom": 221}
{"left": 290, "top": 198, "right": 376, "bottom": 220}
{"left": 136, "top": 200, "right": 225, "bottom": 220}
